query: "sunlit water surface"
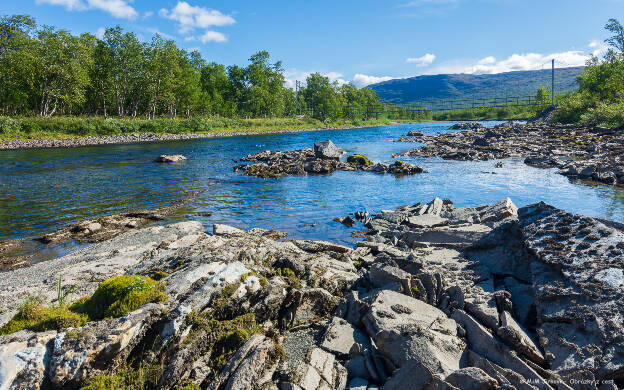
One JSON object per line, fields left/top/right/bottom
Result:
{"left": 2, "top": 122, "right": 623, "bottom": 249}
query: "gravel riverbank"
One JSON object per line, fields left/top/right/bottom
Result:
{"left": 0, "top": 124, "right": 387, "bottom": 151}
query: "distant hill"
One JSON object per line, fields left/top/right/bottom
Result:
{"left": 368, "top": 67, "right": 585, "bottom": 106}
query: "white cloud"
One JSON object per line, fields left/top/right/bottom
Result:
{"left": 95, "top": 27, "right": 105, "bottom": 39}
{"left": 35, "top": 0, "right": 138, "bottom": 19}
{"left": 35, "top": 0, "right": 83, "bottom": 10}
{"left": 352, "top": 74, "right": 393, "bottom": 88}
{"left": 406, "top": 53, "right": 436, "bottom": 66}
{"left": 159, "top": 1, "right": 235, "bottom": 34}
{"left": 87, "top": 0, "right": 137, "bottom": 19}
{"left": 199, "top": 30, "right": 227, "bottom": 43}
{"left": 284, "top": 69, "right": 348, "bottom": 89}
{"left": 424, "top": 42, "right": 603, "bottom": 76}
{"left": 143, "top": 11, "right": 154, "bottom": 19}
{"left": 589, "top": 40, "right": 609, "bottom": 57}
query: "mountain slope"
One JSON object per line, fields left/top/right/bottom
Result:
{"left": 369, "top": 67, "right": 584, "bottom": 105}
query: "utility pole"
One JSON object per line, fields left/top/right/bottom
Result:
{"left": 551, "top": 59, "right": 555, "bottom": 106}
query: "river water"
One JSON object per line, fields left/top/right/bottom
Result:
{"left": 2, "top": 122, "right": 624, "bottom": 247}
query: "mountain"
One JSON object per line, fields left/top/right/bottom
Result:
{"left": 368, "top": 67, "right": 585, "bottom": 106}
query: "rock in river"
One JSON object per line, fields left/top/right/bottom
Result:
{"left": 156, "top": 154, "right": 187, "bottom": 163}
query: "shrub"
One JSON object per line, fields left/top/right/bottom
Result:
{"left": 74, "top": 275, "right": 167, "bottom": 320}
{"left": 0, "top": 116, "right": 22, "bottom": 134}
{"left": 580, "top": 101, "right": 624, "bottom": 127}
{"left": 347, "top": 153, "right": 373, "bottom": 166}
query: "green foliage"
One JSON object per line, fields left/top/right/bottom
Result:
{"left": 347, "top": 153, "right": 373, "bottom": 166}
{"left": 208, "top": 313, "right": 259, "bottom": 369}
{"left": 272, "top": 267, "right": 301, "bottom": 289}
{"left": 79, "top": 364, "right": 163, "bottom": 390}
{"left": 0, "top": 15, "right": 382, "bottom": 122}
{"left": 0, "top": 297, "right": 87, "bottom": 334}
{"left": 553, "top": 18, "right": 624, "bottom": 127}
{"left": 74, "top": 275, "right": 166, "bottom": 320}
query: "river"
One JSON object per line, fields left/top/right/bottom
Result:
{"left": 1, "top": 122, "right": 624, "bottom": 247}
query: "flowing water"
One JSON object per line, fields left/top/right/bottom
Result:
{"left": 2, "top": 122, "right": 624, "bottom": 249}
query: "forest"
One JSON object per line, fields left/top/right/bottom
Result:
{"left": 0, "top": 14, "right": 381, "bottom": 122}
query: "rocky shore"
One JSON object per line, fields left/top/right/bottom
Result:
{"left": 395, "top": 122, "right": 624, "bottom": 185}
{"left": 0, "top": 124, "right": 387, "bottom": 151}
{"left": 1, "top": 197, "right": 622, "bottom": 389}
{"left": 0, "top": 191, "right": 201, "bottom": 272}
{"left": 234, "top": 140, "right": 426, "bottom": 178}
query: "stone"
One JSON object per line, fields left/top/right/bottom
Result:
{"left": 156, "top": 154, "right": 187, "bottom": 163}
{"left": 368, "top": 264, "right": 411, "bottom": 293}
{"left": 405, "top": 214, "right": 449, "bottom": 228}
{"left": 0, "top": 331, "right": 57, "bottom": 390}
{"left": 314, "top": 140, "right": 343, "bottom": 160}
{"left": 289, "top": 347, "right": 346, "bottom": 390}
{"left": 48, "top": 303, "right": 164, "bottom": 387}
{"left": 212, "top": 335, "right": 280, "bottom": 390}
{"left": 451, "top": 310, "right": 550, "bottom": 390}
{"left": 497, "top": 311, "right": 544, "bottom": 364}
{"left": 281, "top": 288, "right": 339, "bottom": 328}
{"left": 479, "top": 197, "right": 518, "bottom": 224}
{"left": 213, "top": 223, "right": 245, "bottom": 237}
{"left": 320, "top": 317, "right": 369, "bottom": 357}
{"left": 362, "top": 290, "right": 466, "bottom": 377}
{"left": 445, "top": 367, "right": 498, "bottom": 390}
{"left": 383, "top": 361, "right": 454, "bottom": 390}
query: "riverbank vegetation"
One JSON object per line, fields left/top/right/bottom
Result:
{"left": 554, "top": 18, "right": 624, "bottom": 127}
{"left": 0, "top": 116, "right": 402, "bottom": 140}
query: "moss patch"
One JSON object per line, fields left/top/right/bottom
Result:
{"left": 1, "top": 275, "right": 166, "bottom": 335}
{"left": 347, "top": 153, "right": 373, "bottom": 166}
{"left": 272, "top": 267, "right": 301, "bottom": 289}
{"left": 74, "top": 275, "right": 167, "bottom": 320}
{"left": 0, "top": 299, "right": 88, "bottom": 335}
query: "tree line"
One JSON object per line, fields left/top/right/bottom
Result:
{"left": 555, "top": 18, "right": 624, "bottom": 127}
{"left": 0, "top": 15, "right": 382, "bottom": 121}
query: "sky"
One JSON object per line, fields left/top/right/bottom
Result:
{"left": 2, "top": 0, "right": 623, "bottom": 87}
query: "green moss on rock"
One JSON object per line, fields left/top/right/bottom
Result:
{"left": 347, "top": 153, "right": 373, "bottom": 166}
{"left": 0, "top": 299, "right": 88, "bottom": 335}
{"left": 73, "top": 275, "right": 167, "bottom": 320}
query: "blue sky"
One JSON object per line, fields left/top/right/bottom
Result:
{"left": 2, "top": 0, "right": 623, "bottom": 87}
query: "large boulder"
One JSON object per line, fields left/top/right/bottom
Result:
{"left": 362, "top": 290, "right": 466, "bottom": 377}
{"left": 518, "top": 202, "right": 624, "bottom": 382}
{"left": 313, "top": 140, "right": 343, "bottom": 160}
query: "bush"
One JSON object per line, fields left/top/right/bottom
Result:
{"left": 74, "top": 275, "right": 167, "bottom": 320}
{"left": 347, "top": 153, "right": 373, "bottom": 166}
{"left": 0, "top": 116, "right": 22, "bottom": 134}
{"left": 580, "top": 102, "right": 624, "bottom": 127}
{"left": 554, "top": 93, "right": 589, "bottom": 124}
